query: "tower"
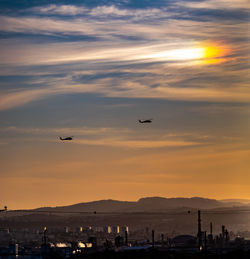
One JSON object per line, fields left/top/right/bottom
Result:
{"left": 197, "top": 210, "right": 202, "bottom": 249}
{"left": 152, "top": 230, "right": 155, "bottom": 248}
{"left": 125, "top": 230, "right": 128, "bottom": 246}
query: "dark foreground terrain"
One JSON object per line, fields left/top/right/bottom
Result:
{"left": 43, "top": 250, "right": 250, "bottom": 259}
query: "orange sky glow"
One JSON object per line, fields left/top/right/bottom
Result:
{"left": 0, "top": 0, "right": 249, "bottom": 209}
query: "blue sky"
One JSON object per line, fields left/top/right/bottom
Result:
{"left": 0, "top": 0, "right": 250, "bottom": 209}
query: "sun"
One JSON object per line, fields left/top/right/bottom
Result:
{"left": 203, "top": 46, "right": 223, "bottom": 58}
{"left": 200, "top": 43, "right": 230, "bottom": 64}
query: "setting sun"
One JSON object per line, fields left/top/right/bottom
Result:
{"left": 204, "top": 46, "right": 224, "bottom": 58}
{"left": 200, "top": 44, "right": 230, "bottom": 64}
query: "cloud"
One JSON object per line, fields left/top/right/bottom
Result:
{"left": 0, "top": 88, "right": 57, "bottom": 110}
{"left": 1, "top": 126, "right": 131, "bottom": 136}
{"left": 0, "top": 126, "right": 202, "bottom": 149}
{"left": 105, "top": 84, "right": 250, "bottom": 102}
{"left": 74, "top": 138, "right": 201, "bottom": 149}
{"left": 0, "top": 55, "right": 250, "bottom": 110}
{"left": 0, "top": 1, "right": 249, "bottom": 109}
{"left": 3, "top": 124, "right": 247, "bottom": 146}
{"left": 0, "top": 79, "right": 249, "bottom": 111}
{"left": 2, "top": 124, "right": 249, "bottom": 150}
{"left": 90, "top": 5, "right": 130, "bottom": 16}
{"left": 33, "top": 5, "right": 88, "bottom": 15}
{"left": 89, "top": 5, "right": 169, "bottom": 19}
{"left": 0, "top": 38, "right": 244, "bottom": 67}
{"left": 176, "top": 0, "right": 250, "bottom": 10}
{"left": 0, "top": 16, "right": 96, "bottom": 37}
{"left": 31, "top": 4, "right": 170, "bottom": 19}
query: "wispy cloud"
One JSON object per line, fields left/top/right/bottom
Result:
{"left": 0, "top": 1, "right": 249, "bottom": 108}
{"left": 176, "top": 0, "right": 250, "bottom": 10}
{"left": 75, "top": 138, "right": 200, "bottom": 149}
{"left": 2, "top": 125, "right": 248, "bottom": 150}
{"left": 1, "top": 126, "right": 131, "bottom": 136}
{"left": 32, "top": 5, "right": 88, "bottom": 15}
{"left": 89, "top": 5, "right": 169, "bottom": 19}
{"left": 31, "top": 4, "right": 171, "bottom": 19}
{"left": 0, "top": 125, "right": 207, "bottom": 149}
{"left": 0, "top": 88, "right": 57, "bottom": 110}
{"left": 0, "top": 77, "right": 250, "bottom": 111}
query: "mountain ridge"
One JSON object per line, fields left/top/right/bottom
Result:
{"left": 34, "top": 196, "right": 242, "bottom": 212}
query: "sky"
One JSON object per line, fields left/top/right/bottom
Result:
{"left": 0, "top": 0, "right": 250, "bottom": 209}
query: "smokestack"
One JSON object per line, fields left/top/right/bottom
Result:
{"left": 198, "top": 210, "right": 202, "bottom": 249}
{"left": 225, "top": 229, "right": 229, "bottom": 242}
{"left": 43, "top": 227, "right": 47, "bottom": 245}
{"left": 152, "top": 230, "right": 155, "bottom": 248}
{"left": 210, "top": 222, "right": 213, "bottom": 236}
{"left": 222, "top": 225, "right": 225, "bottom": 239}
{"left": 161, "top": 233, "right": 164, "bottom": 247}
{"left": 125, "top": 230, "right": 128, "bottom": 246}
{"left": 208, "top": 222, "right": 213, "bottom": 244}
{"left": 204, "top": 231, "right": 207, "bottom": 252}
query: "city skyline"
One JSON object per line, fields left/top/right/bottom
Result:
{"left": 0, "top": 0, "right": 250, "bottom": 209}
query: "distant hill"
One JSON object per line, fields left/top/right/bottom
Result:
{"left": 137, "top": 197, "right": 222, "bottom": 210}
{"left": 219, "top": 199, "right": 250, "bottom": 206}
{"left": 35, "top": 197, "right": 228, "bottom": 213}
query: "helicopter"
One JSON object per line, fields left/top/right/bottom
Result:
{"left": 138, "top": 119, "right": 153, "bottom": 123}
{"left": 59, "top": 136, "right": 73, "bottom": 141}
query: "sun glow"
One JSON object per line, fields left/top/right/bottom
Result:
{"left": 203, "top": 46, "right": 223, "bottom": 58}
{"left": 200, "top": 44, "right": 230, "bottom": 64}
{"left": 145, "top": 48, "right": 204, "bottom": 60}
{"left": 142, "top": 47, "right": 204, "bottom": 61}
{"left": 141, "top": 43, "right": 230, "bottom": 64}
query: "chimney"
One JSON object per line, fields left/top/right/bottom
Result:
{"left": 125, "top": 230, "right": 128, "bottom": 246}
{"left": 161, "top": 233, "right": 164, "bottom": 247}
{"left": 208, "top": 222, "right": 214, "bottom": 244}
{"left": 222, "top": 225, "right": 225, "bottom": 239}
{"left": 197, "top": 210, "right": 202, "bottom": 249}
{"left": 210, "top": 222, "right": 213, "bottom": 236}
{"left": 152, "top": 230, "right": 155, "bottom": 248}
{"left": 204, "top": 231, "right": 207, "bottom": 252}
{"left": 225, "top": 229, "right": 229, "bottom": 242}
{"left": 43, "top": 227, "right": 47, "bottom": 245}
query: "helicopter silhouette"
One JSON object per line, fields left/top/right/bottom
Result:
{"left": 138, "top": 119, "right": 153, "bottom": 123}
{"left": 59, "top": 136, "right": 73, "bottom": 141}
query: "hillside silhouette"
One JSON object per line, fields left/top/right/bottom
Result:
{"left": 34, "top": 197, "right": 232, "bottom": 213}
